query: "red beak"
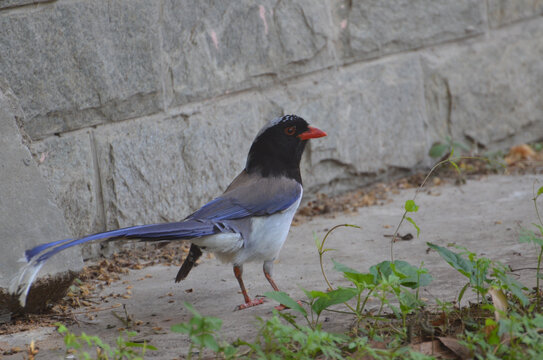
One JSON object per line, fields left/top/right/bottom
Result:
{"left": 298, "top": 126, "right": 327, "bottom": 140}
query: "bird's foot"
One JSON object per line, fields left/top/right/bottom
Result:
{"left": 275, "top": 300, "right": 303, "bottom": 311}
{"left": 237, "top": 298, "right": 265, "bottom": 310}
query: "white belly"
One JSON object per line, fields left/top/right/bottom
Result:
{"left": 234, "top": 190, "right": 302, "bottom": 265}
{"left": 191, "top": 189, "right": 302, "bottom": 265}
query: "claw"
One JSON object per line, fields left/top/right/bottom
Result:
{"left": 237, "top": 298, "right": 265, "bottom": 310}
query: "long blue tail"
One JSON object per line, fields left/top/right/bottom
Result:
{"left": 10, "top": 219, "right": 220, "bottom": 306}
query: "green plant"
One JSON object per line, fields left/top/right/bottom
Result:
{"left": 266, "top": 258, "right": 431, "bottom": 336}
{"left": 461, "top": 312, "right": 543, "bottom": 359}
{"left": 237, "top": 310, "right": 346, "bottom": 359}
{"left": 56, "top": 323, "right": 156, "bottom": 360}
{"left": 428, "top": 136, "right": 471, "bottom": 159}
{"left": 427, "top": 243, "right": 528, "bottom": 308}
{"left": 518, "top": 183, "right": 543, "bottom": 308}
{"left": 170, "top": 302, "right": 236, "bottom": 359}
{"left": 531, "top": 142, "right": 543, "bottom": 152}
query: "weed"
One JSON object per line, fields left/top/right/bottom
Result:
{"left": 518, "top": 183, "right": 543, "bottom": 308}
{"left": 429, "top": 136, "right": 471, "bottom": 159}
{"left": 170, "top": 302, "right": 236, "bottom": 359}
{"left": 56, "top": 323, "right": 156, "bottom": 360}
{"left": 461, "top": 312, "right": 543, "bottom": 359}
{"left": 237, "top": 310, "right": 346, "bottom": 359}
{"left": 427, "top": 242, "right": 528, "bottom": 308}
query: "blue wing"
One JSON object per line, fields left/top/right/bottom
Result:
{"left": 189, "top": 177, "right": 302, "bottom": 221}
{"left": 25, "top": 173, "right": 301, "bottom": 263}
{"left": 12, "top": 172, "right": 302, "bottom": 305}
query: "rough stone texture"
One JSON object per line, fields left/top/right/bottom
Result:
{"left": 333, "top": 0, "right": 486, "bottom": 62}
{"left": 487, "top": 0, "right": 543, "bottom": 28}
{"left": 161, "top": 0, "right": 335, "bottom": 108}
{"left": 0, "top": 0, "right": 162, "bottom": 140}
{"left": 29, "top": 131, "right": 103, "bottom": 239}
{"left": 94, "top": 97, "right": 282, "bottom": 229}
{"left": 265, "top": 55, "right": 428, "bottom": 194}
{"left": 0, "top": 0, "right": 52, "bottom": 10}
{"left": 0, "top": 83, "right": 82, "bottom": 312}
{"left": 422, "top": 19, "right": 543, "bottom": 149}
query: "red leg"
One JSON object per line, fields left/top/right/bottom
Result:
{"left": 263, "top": 261, "right": 302, "bottom": 311}
{"left": 264, "top": 271, "right": 280, "bottom": 291}
{"left": 233, "top": 265, "right": 264, "bottom": 310}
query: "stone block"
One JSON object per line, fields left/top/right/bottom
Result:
{"left": 94, "top": 96, "right": 282, "bottom": 229}
{"left": 0, "top": 0, "right": 51, "bottom": 10}
{"left": 265, "top": 55, "right": 428, "bottom": 193}
{"left": 422, "top": 19, "right": 543, "bottom": 149}
{"left": 161, "top": 0, "right": 335, "bottom": 108}
{"left": 0, "top": 83, "right": 82, "bottom": 314}
{"left": 0, "top": 0, "right": 162, "bottom": 140}
{"left": 29, "top": 131, "right": 103, "bottom": 239}
{"left": 487, "top": 0, "right": 543, "bottom": 28}
{"left": 333, "top": 0, "right": 485, "bottom": 62}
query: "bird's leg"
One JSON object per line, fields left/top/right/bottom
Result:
{"left": 263, "top": 260, "right": 280, "bottom": 291}
{"left": 233, "top": 265, "right": 264, "bottom": 310}
{"left": 263, "top": 260, "right": 302, "bottom": 311}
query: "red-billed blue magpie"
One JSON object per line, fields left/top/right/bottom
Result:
{"left": 11, "top": 115, "right": 326, "bottom": 310}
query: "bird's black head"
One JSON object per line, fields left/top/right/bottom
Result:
{"left": 245, "top": 115, "right": 326, "bottom": 184}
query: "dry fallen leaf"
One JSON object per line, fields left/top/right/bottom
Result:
{"left": 488, "top": 287, "right": 508, "bottom": 320}
{"left": 505, "top": 144, "right": 536, "bottom": 165}
{"left": 438, "top": 336, "right": 472, "bottom": 359}
{"left": 411, "top": 340, "right": 457, "bottom": 359}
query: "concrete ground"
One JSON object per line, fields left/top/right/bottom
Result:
{"left": 1, "top": 174, "right": 542, "bottom": 358}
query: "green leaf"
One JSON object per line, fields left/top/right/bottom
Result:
{"left": 332, "top": 260, "right": 376, "bottom": 286}
{"left": 170, "top": 323, "right": 191, "bottom": 334}
{"left": 371, "top": 261, "right": 432, "bottom": 289}
{"left": 519, "top": 228, "right": 543, "bottom": 246}
{"left": 493, "top": 268, "right": 529, "bottom": 306}
{"left": 537, "top": 186, "right": 543, "bottom": 197}
{"left": 457, "top": 282, "right": 470, "bottom": 304}
{"left": 404, "top": 200, "right": 419, "bottom": 212}
{"left": 449, "top": 160, "right": 461, "bottom": 175}
{"left": 264, "top": 291, "right": 307, "bottom": 316}
{"left": 311, "top": 288, "right": 357, "bottom": 315}
{"left": 427, "top": 243, "right": 474, "bottom": 279}
{"left": 203, "top": 316, "right": 223, "bottom": 331}
{"left": 183, "top": 302, "right": 201, "bottom": 318}
{"left": 394, "top": 261, "right": 432, "bottom": 288}
{"left": 485, "top": 319, "right": 500, "bottom": 345}
{"left": 124, "top": 342, "right": 158, "bottom": 351}
{"left": 452, "top": 141, "right": 471, "bottom": 152}
{"left": 399, "top": 290, "right": 424, "bottom": 310}
{"left": 332, "top": 259, "right": 361, "bottom": 274}
{"left": 200, "top": 334, "right": 219, "bottom": 352}
{"left": 534, "top": 223, "right": 543, "bottom": 238}
{"left": 314, "top": 233, "right": 322, "bottom": 249}
{"left": 429, "top": 143, "right": 449, "bottom": 158}
{"left": 369, "top": 261, "right": 417, "bottom": 287}
{"left": 345, "top": 272, "right": 377, "bottom": 287}
{"left": 405, "top": 217, "right": 420, "bottom": 237}
{"left": 301, "top": 287, "right": 327, "bottom": 300}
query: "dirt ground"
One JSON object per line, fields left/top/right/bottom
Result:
{"left": 1, "top": 171, "right": 543, "bottom": 359}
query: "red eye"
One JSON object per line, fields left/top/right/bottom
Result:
{"left": 284, "top": 126, "right": 296, "bottom": 136}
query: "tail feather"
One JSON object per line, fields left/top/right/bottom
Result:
{"left": 175, "top": 244, "right": 203, "bottom": 282}
{"left": 11, "top": 219, "right": 221, "bottom": 307}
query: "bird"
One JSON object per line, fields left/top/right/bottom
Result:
{"left": 10, "top": 114, "right": 326, "bottom": 310}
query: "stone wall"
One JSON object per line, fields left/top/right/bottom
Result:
{"left": 1, "top": 0, "right": 542, "bottom": 242}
